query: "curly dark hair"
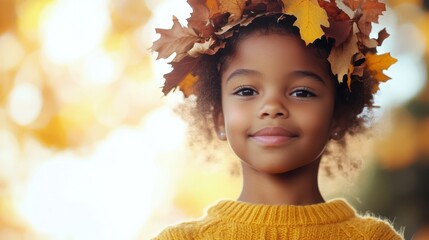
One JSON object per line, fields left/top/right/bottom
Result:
{"left": 186, "top": 14, "right": 376, "bottom": 144}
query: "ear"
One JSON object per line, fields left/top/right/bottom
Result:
{"left": 213, "top": 107, "right": 227, "bottom": 141}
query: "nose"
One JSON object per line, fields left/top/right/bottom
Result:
{"left": 258, "top": 94, "right": 288, "bottom": 119}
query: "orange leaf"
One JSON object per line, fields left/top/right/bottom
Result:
{"left": 328, "top": 32, "right": 359, "bottom": 83}
{"left": 178, "top": 73, "right": 199, "bottom": 97}
{"left": 152, "top": 16, "right": 199, "bottom": 62}
{"left": 365, "top": 52, "right": 397, "bottom": 83}
{"left": 283, "top": 0, "right": 330, "bottom": 45}
{"left": 347, "top": 64, "right": 354, "bottom": 90}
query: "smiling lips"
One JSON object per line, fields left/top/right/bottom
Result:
{"left": 249, "top": 127, "right": 297, "bottom": 146}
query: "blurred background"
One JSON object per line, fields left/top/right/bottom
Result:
{"left": 0, "top": 0, "right": 428, "bottom": 239}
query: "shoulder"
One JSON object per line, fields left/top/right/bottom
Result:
{"left": 151, "top": 218, "right": 221, "bottom": 240}
{"left": 345, "top": 214, "right": 404, "bottom": 240}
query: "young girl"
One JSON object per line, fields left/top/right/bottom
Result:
{"left": 152, "top": 0, "right": 403, "bottom": 239}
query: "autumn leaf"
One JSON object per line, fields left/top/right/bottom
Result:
{"left": 186, "top": 0, "right": 212, "bottom": 35}
{"left": 328, "top": 32, "right": 359, "bottom": 83}
{"left": 219, "top": 0, "right": 246, "bottom": 22}
{"left": 163, "top": 57, "right": 199, "bottom": 95}
{"left": 178, "top": 73, "right": 199, "bottom": 97}
{"left": 346, "top": 0, "right": 385, "bottom": 36}
{"left": 283, "top": 0, "right": 330, "bottom": 45}
{"left": 319, "top": 0, "right": 352, "bottom": 46}
{"left": 365, "top": 52, "right": 397, "bottom": 83}
{"left": 376, "top": 28, "right": 389, "bottom": 46}
{"left": 152, "top": 16, "right": 200, "bottom": 62}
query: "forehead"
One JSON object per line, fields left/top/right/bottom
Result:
{"left": 223, "top": 33, "right": 331, "bottom": 79}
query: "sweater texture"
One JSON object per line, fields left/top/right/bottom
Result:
{"left": 153, "top": 199, "right": 403, "bottom": 239}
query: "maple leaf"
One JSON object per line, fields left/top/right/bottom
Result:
{"left": 186, "top": 0, "right": 213, "bottom": 37}
{"left": 319, "top": 0, "right": 352, "bottom": 46}
{"left": 283, "top": 0, "right": 330, "bottom": 45}
{"left": 347, "top": 0, "right": 385, "bottom": 36}
{"left": 178, "top": 73, "right": 199, "bottom": 97}
{"left": 219, "top": 0, "right": 246, "bottom": 22}
{"left": 328, "top": 32, "right": 359, "bottom": 83}
{"left": 162, "top": 57, "right": 199, "bottom": 95}
{"left": 152, "top": 16, "right": 200, "bottom": 62}
{"left": 365, "top": 52, "right": 397, "bottom": 83}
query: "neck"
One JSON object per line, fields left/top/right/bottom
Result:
{"left": 238, "top": 158, "right": 324, "bottom": 206}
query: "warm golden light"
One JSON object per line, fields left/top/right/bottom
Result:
{"left": 39, "top": 0, "right": 110, "bottom": 64}
{"left": 7, "top": 82, "right": 43, "bottom": 126}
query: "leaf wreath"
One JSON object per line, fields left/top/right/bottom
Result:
{"left": 151, "top": 0, "right": 397, "bottom": 97}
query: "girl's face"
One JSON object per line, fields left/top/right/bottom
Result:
{"left": 217, "top": 33, "right": 338, "bottom": 174}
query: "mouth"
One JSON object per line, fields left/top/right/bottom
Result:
{"left": 249, "top": 127, "right": 298, "bottom": 146}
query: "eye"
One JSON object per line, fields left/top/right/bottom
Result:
{"left": 290, "top": 88, "right": 316, "bottom": 98}
{"left": 233, "top": 86, "right": 258, "bottom": 96}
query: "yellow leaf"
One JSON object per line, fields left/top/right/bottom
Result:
{"left": 283, "top": 0, "right": 329, "bottom": 45}
{"left": 365, "top": 52, "right": 397, "bottom": 83}
{"left": 178, "top": 73, "right": 199, "bottom": 97}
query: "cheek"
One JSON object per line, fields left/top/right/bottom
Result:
{"left": 298, "top": 101, "right": 335, "bottom": 134}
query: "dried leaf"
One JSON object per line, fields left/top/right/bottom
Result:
{"left": 186, "top": 0, "right": 213, "bottom": 36}
{"left": 152, "top": 16, "right": 200, "bottom": 62}
{"left": 188, "top": 38, "right": 216, "bottom": 57}
{"left": 328, "top": 32, "right": 359, "bottom": 83}
{"left": 365, "top": 52, "right": 397, "bottom": 83}
{"left": 163, "top": 57, "right": 199, "bottom": 95}
{"left": 219, "top": 0, "right": 246, "bottom": 22}
{"left": 376, "top": 28, "right": 389, "bottom": 46}
{"left": 178, "top": 73, "right": 199, "bottom": 97}
{"left": 319, "top": 0, "right": 350, "bottom": 21}
{"left": 319, "top": 0, "right": 352, "bottom": 46}
{"left": 357, "top": 1, "right": 386, "bottom": 36}
{"left": 283, "top": 0, "right": 330, "bottom": 45}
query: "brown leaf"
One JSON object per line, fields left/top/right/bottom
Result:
{"left": 152, "top": 16, "right": 200, "bottom": 62}
{"left": 319, "top": 0, "right": 350, "bottom": 21}
{"left": 186, "top": 0, "right": 213, "bottom": 37}
{"left": 376, "top": 28, "right": 389, "bottom": 46}
{"left": 245, "top": 0, "right": 283, "bottom": 13}
{"left": 319, "top": 0, "right": 352, "bottom": 46}
{"left": 219, "top": 0, "right": 246, "bottom": 22}
{"left": 328, "top": 32, "right": 359, "bottom": 83}
{"left": 357, "top": 1, "right": 386, "bottom": 36}
{"left": 323, "top": 20, "right": 353, "bottom": 47}
{"left": 163, "top": 57, "right": 199, "bottom": 95}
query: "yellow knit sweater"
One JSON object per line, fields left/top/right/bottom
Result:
{"left": 153, "top": 199, "right": 403, "bottom": 239}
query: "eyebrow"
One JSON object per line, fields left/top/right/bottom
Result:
{"left": 289, "top": 70, "right": 326, "bottom": 85}
{"left": 226, "top": 69, "right": 261, "bottom": 82}
{"left": 226, "top": 68, "right": 326, "bottom": 85}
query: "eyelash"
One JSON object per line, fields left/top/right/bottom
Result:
{"left": 290, "top": 87, "right": 317, "bottom": 98}
{"left": 233, "top": 86, "right": 316, "bottom": 98}
{"left": 233, "top": 86, "right": 258, "bottom": 96}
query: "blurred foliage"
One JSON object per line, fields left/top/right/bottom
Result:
{"left": 356, "top": 1, "right": 429, "bottom": 239}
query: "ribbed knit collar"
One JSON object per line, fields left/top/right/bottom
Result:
{"left": 207, "top": 199, "right": 356, "bottom": 226}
